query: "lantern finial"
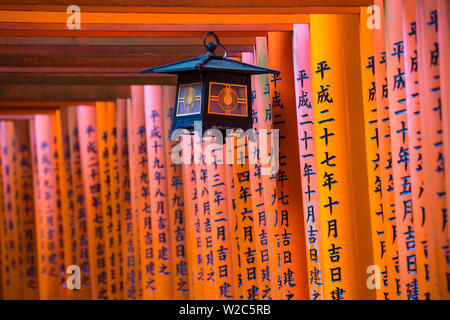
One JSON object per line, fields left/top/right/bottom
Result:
{"left": 203, "top": 32, "right": 227, "bottom": 58}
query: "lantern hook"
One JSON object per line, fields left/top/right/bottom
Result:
{"left": 203, "top": 32, "right": 228, "bottom": 58}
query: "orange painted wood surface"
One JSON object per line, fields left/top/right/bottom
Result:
{"left": 309, "top": 14, "right": 375, "bottom": 300}
{"left": 373, "top": 0, "right": 401, "bottom": 299}
{"left": 0, "top": 121, "right": 23, "bottom": 299}
{"left": 66, "top": 106, "right": 92, "bottom": 299}
{"left": 180, "top": 134, "right": 204, "bottom": 300}
{"left": 416, "top": 0, "right": 450, "bottom": 299}
{"left": 358, "top": 8, "right": 388, "bottom": 300}
{"left": 438, "top": 0, "right": 450, "bottom": 244}
{"left": 77, "top": 106, "right": 108, "bottom": 299}
{"left": 194, "top": 138, "right": 216, "bottom": 299}
{"left": 59, "top": 107, "right": 77, "bottom": 299}
{"left": 267, "top": 31, "right": 309, "bottom": 300}
{"left": 118, "top": 98, "right": 140, "bottom": 300}
{"left": 254, "top": 37, "right": 283, "bottom": 300}
{"left": 162, "top": 86, "right": 189, "bottom": 299}
{"left": 293, "top": 24, "right": 324, "bottom": 300}
{"left": 385, "top": 0, "right": 419, "bottom": 300}
{"left": 106, "top": 101, "right": 123, "bottom": 299}
{"left": 401, "top": 0, "right": 433, "bottom": 300}
{"left": 32, "top": 115, "right": 62, "bottom": 299}
{"left": 144, "top": 85, "right": 174, "bottom": 300}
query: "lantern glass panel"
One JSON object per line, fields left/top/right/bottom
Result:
{"left": 176, "top": 82, "right": 202, "bottom": 116}
{"left": 207, "top": 82, "right": 248, "bottom": 117}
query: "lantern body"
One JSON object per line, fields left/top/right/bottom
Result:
{"left": 141, "top": 32, "right": 278, "bottom": 135}
{"left": 173, "top": 70, "right": 252, "bottom": 133}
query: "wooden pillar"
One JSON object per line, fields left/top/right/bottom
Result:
{"left": 106, "top": 101, "right": 123, "bottom": 299}
{"left": 77, "top": 106, "right": 108, "bottom": 299}
{"left": 374, "top": 0, "right": 401, "bottom": 299}
{"left": 358, "top": 7, "right": 388, "bottom": 300}
{"left": 267, "top": 31, "right": 309, "bottom": 300}
{"left": 67, "top": 106, "right": 92, "bottom": 299}
{"left": 15, "top": 120, "right": 40, "bottom": 299}
{"left": 32, "top": 115, "right": 62, "bottom": 299}
{"left": 118, "top": 98, "right": 140, "bottom": 300}
{"left": 180, "top": 134, "right": 204, "bottom": 299}
{"left": 385, "top": 0, "right": 419, "bottom": 300}
{"left": 0, "top": 121, "right": 23, "bottom": 299}
{"left": 144, "top": 85, "right": 174, "bottom": 299}
{"left": 401, "top": 0, "right": 435, "bottom": 299}
{"left": 416, "top": 0, "right": 450, "bottom": 299}
{"left": 309, "top": 14, "right": 375, "bottom": 299}
{"left": 292, "top": 24, "right": 324, "bottom": 300}
{"left": 162, "top": 86, "right": 190, "bottom": 299}
{"left": 254, "top": 37, "right": 283, "bottom": 300}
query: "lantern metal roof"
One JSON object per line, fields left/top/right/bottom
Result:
{"left": 141, "top": 32, "right": 279, "bottom": 76}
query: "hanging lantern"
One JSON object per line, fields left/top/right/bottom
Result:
{"left": 141, "top": 32, "right": 279, "bottom": 135}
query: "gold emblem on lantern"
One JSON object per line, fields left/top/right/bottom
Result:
{"left": 184, "top": 86, "right": 197, "bottom": 113}
{"left": 177, "top": 83, "right": 202, "bottom": 116}
{"left": 208, "top": 82, "right": 248, "bottom": 117}
{"left": 217, "top": 87, "right": 239, "bottom": 113}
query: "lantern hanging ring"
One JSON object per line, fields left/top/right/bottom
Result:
{"left": 203, "top": 31, "right": 228, "bottom": 58}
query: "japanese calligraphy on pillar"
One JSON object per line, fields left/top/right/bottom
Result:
{"left": 232, "top": 134, "right": 259, "bottom": 300}
{"left": 437, "top": 0, "right": 450, "bottom": 239}
{"left": 0, "top": 135, "right": 5, "bottom": 299}
{"left": 194, "top": 138, "right": 215, "bottom": 299}
{"left": 144, "top": 85, "right": 173, "bottom": 299}
{"left": 59, "top": 108, "right": 78, "bottom": 299}
{"left": 359, "top": 8, "right": 389, "bottom": 300}
{"left": 293, "top": 24, "right": 324, "bottom": 300}
{"left": 130, "top": 86, "right": 153, "bottom": 300}
{"left": 243, "top": 51, "right": 274, "bottom": 300}
{"left": 180, "top": 134, "right": 204, "bottom": 299}
{"left": 385, "top": 0, "right": 418, "bottom": 300}
{"left": 162, "top": 86, "right": 189, "bottom": 299}
{"left": 416, "top": 0, "right": 449, "bottom": 299}
{"left": 267, "top": 31, "right": 309, "bottom": 300}
{"left": 15, "top": 120, "right": 39, "bottom": 299}
{"left": 401, "top": 0, "right": 433, "bottom": 299}
{"left": 95, "top": 101, "right": 116, "bottom": 299}
{"left": 32, "top": 115, "right": 61, "bottom": 299}
{"left": 77, "top": 106, "right": 108, "bottom": 299}
{"left": 51, "top": 112, "right": 67, "bottom": 299}
{"left": 67, "top": 106, "right": 91, "bottom": 299}
{"left": 204, "top": 141, "right": 234, "bottom": 300}
{"left": 254, "top": 37, "right": 282, "bottom": 300}
{"left": 225, "top": 162, "right": 243, "bottom": 299}
{"left": 310, "top": 14, "right": 376, "bottom": 300}
{"left": 0, "top": 124, "right": 5, "bottom": 299}
{"left": 310, "top": 46, "right": 347, "bottom": 301}
{"left": 119, "top": 99, "right": 140, "bottom": 300}
{"left": 9, "top": 122, "right": 25, "bottom": 299}
{"left": 373, "top": 0, "right": 401, "bottom": 299}
{"left": 107, "top": 101, "right": 122, "bottom": 299}
{"left": 0, "top": 121, "right": 22, "bottom": 299}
